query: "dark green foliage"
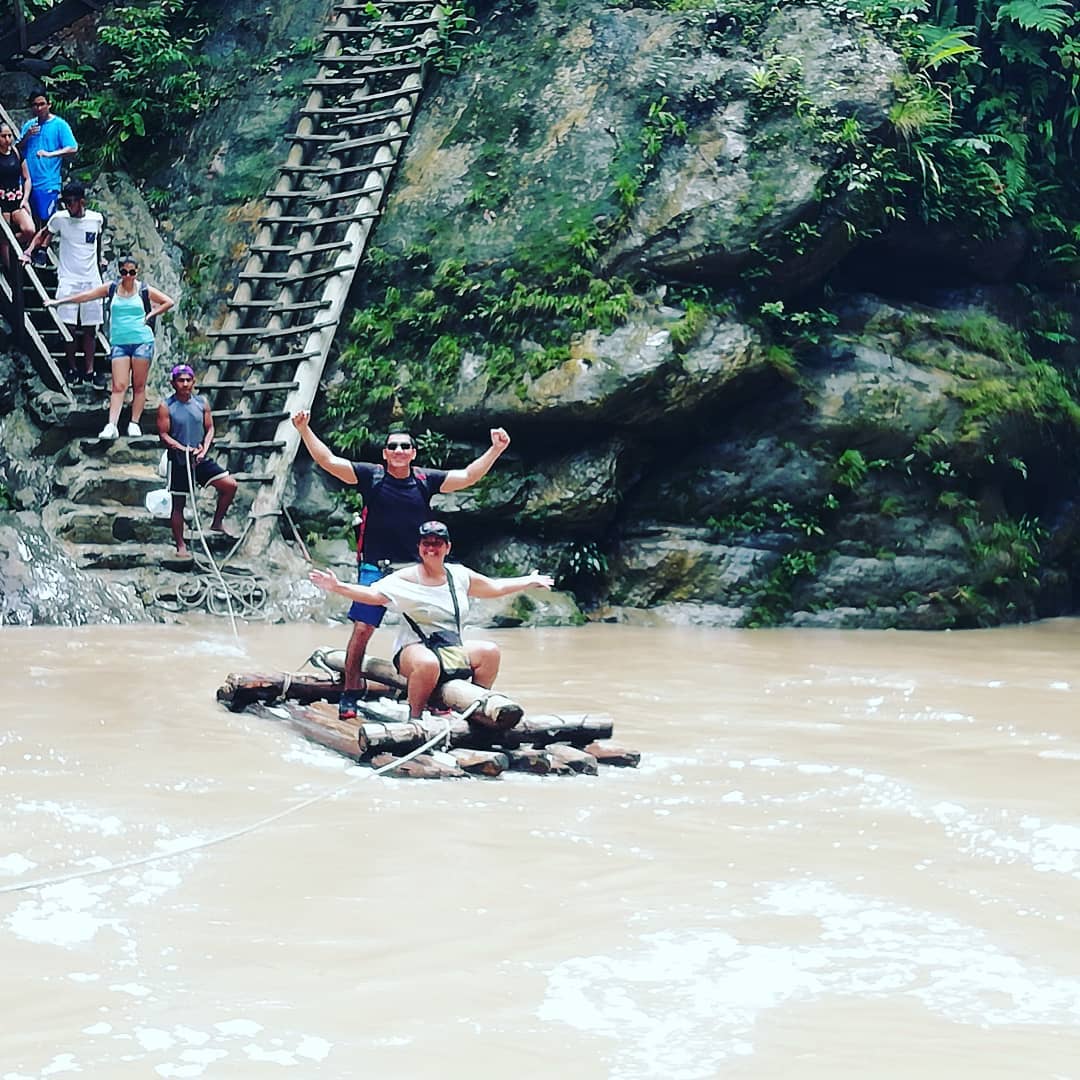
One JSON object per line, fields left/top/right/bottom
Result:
{"left": 44, "top": 0, "right": 209, "bottom": 172}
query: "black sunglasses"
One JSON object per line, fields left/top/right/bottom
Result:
{"left": 385, "top": 441, "right": 413, "bottom": 450}
{"left": 118, "top": 267, "right": 137, "bottom": 276}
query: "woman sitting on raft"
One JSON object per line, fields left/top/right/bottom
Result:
{"left": 309, "top": 520, "right": 554, "bottom": 721}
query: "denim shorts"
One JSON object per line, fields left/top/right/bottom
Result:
{"left": 110, "top": 342, "right": 154, "bottom": 361}
{"left": 348, "top": 562, "right": 388, "bottom": 626}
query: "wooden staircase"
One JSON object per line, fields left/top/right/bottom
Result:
{"left": 0, "top": 103, "right": 110, "bottom": 396}
{"left": 201, "top": 1, "right": 446, "bottom": 557}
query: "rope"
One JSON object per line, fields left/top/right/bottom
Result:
{"left": 150, "top": 456, "right": 269, "bottom": 623}
{"left": 0, "top": 714, "right": 454, "bottom": 898}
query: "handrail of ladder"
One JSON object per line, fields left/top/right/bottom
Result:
{"left": 205, "top": 3, "right": 447, "bottom": 556}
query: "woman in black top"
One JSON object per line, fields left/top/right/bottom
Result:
{"left": 0, "top": 122, "right": 33, "bottom": 257}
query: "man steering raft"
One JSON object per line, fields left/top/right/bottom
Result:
{"left": 291, "top": 411, "right": 511, "bottom": 721}
{"left": 309, "top": 521, "right": 553, "bottom": 722}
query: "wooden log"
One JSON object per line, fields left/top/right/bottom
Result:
{"left": 247, "top": 701, "right": 360, "bottom": 761}
{"left": 506, "top": 748, "right": 555, "bottom": 775}
{"left": 362, "top": 657, "right": 523, "bottom": 732}
{"left": 585, "top": 740, "right": 642, "bottom": 768}
{"left": 546, "top": 744, "right": 599, "bottom": 775}
{"left": 448, "top": 748, "right": 509, "bottom": 777}
{"left": 354, "top": 713, "right": 614, "bottom": 758}
{"left": 370, "top": 752, "right": 464, "bottom": 779}
{"left": 217, "top": 671, "right": 341, "bottom": 712}
{"left": 510, "top": 714, "right": 614, "bottom": 748}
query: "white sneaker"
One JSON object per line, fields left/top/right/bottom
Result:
{"left": 126, "top": 421, "right": 142, "bottom": 437}
{"left": 98, "top": 422, "right": 119, "bottom": 440}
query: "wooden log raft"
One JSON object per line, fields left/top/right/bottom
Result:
{"left": 216, "top": 652, "right": 640, "bottom": 777}
{"left": 355, "top": 712, "right": 613, "bottom": 757}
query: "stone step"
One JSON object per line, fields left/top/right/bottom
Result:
{"left": 61, "top": 462, "right": 163, "bottom": 506}
{"left": 52, "top": 504, "right": 173, "bottom": 545}
{"left": 71, "top": 435, "right": 163, "bottom": 464}
{"left": 66, "top": 542, "right": 185, "bottom": 571}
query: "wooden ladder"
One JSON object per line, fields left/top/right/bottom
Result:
{"left": 0, "top": 101, "right": 79, "bottom": 399}
{"left": 201, "top": 1, "right": 446, "bottom": 556}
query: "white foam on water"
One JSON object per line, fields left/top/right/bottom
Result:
{"left": 40, "top": 1055, "right": 80, "bottom": 1076}
{"left": 135, "top": 1028, "right": 175, "bottom": 1051}
{"left": 186, "top": 640, "right": 247, "bottom": 658}
{"left": 179, "top": 1050, "right": 227, "bottom": 1064}
{"left": 7, "top": 879, "right": 117, "bottom": 946}
{"left": 539, "top": 879, "right": 1080, "bottom": 1079}
{"left": 0, "top": 853, "right": 36, "bottom": 875}
{"left": 14, "top": 801, "right": 125, "bottom": 837}
{"left": 214, "top": 1019, "right": 262, "bottom": 1037}
{"left": 242, "top": 1044, "right": 296, "bottom": 1065}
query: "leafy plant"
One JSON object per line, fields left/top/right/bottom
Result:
{"left": 45, "top": 0, "right": 209, "bottom": 171}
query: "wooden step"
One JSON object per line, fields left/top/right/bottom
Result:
{"left": 310, "top": 86, "right": 418, "bottom": 105}
{"left": 286, "top": 239, "right": 356, "bottom": 256}
{"left": 247, "top": 350, "right": 321, "bottom": 366}
{"left": 215, "top": 440, "right": 287, "bottom": 452}
{"left": 332, "top": 131, "right": 409, "bottom": 152}
{"left": 275, "top": 300, "right": 332, "bottom": 313}
{"left": 237, "top": 270, "right": 288, "bottom": 281}
{"left": 256, "top": 320, "right": 336, "bottom": 340}
{"left": 282, "top": 262, "right": 357, "bottom": 285}
{"left": 329, "top": 107, "right": 413, "bottom": 127}
{"left": 266, "top": 210, "right": 380, "bottom": 228}
{"left": 330, "top": 62, "right": 422, "bottom": 78}
{"left": 312, "top": 160, "right": 395, "bottom": 178}
{"left": 299, "top": 184, "right": 383, "bottom": 204}
{"left": 325, "top": 19, "right": 439, "bottom": 32}
{"left": 198, "top": 380, "right": 299, "bottom": 393}
{"left": 308, "top": 42, "right": 424, "bottom": 62}
{"left": 284, "top": 132, "right": 348, "bottom": 143}
{"left": 216, "top": 409, "right": 291, "bottom": 424}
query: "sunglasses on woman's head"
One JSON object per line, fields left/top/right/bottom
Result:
{"left": 119, "top": 267, "right": 137, "bottom": 276}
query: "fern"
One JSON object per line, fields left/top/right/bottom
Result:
{"left": 995, "top": 0, "right": 1072, "bottom": 36}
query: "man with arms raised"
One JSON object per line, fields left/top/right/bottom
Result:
{"left": 292, "top": 411, "right": 510, "bottom": 719}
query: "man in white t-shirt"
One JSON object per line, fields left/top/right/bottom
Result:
{"left": 21, "top": 179, "right": 105, "bottom": 386}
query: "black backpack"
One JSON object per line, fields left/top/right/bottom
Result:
{"left": 106, "top": 280, "right": 155, "bottom": 329}
{"left": 354, "top": 466, "right": 432, "bottom": 559}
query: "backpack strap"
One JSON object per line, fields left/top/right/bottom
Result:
{"left": 354, "top": 465, "right": 385, "bottom": 560}
{"left": 401, "top": 568, "right": 463, "bottom": 644}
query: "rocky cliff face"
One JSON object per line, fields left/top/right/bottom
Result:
{"left": 2, "top": 0, "right": 1078, "bottom": 628}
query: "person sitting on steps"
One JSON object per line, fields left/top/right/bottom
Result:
{"left": 47, "top": 254, "right": 175, "bottom": 439}
{"left": 156, "top": 364, "right": 237, "bottom": 558}
{"left": 308, "top": 521, "right": 554, "bottom": 722}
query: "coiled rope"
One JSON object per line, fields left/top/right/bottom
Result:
{"left": 150, "top": 454, "right": 270, "bottom": 626}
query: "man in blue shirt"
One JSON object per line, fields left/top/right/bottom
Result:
{"left": 18, "top": 90, "right": 77, "bottom": 230}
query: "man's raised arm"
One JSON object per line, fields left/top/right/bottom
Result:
{"left": 291, "top": 410, "right": 358, "bottom": 484}
{"left": 440, "top": 428, "right": 510, "bottom": 493}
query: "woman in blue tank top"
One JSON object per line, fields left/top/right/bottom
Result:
{"left": 46, "top": 253, "right": 174, "bottom": 439}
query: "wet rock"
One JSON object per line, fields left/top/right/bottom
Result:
{"left": 0, "top": 513, "right": 151, "bottom": 625}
